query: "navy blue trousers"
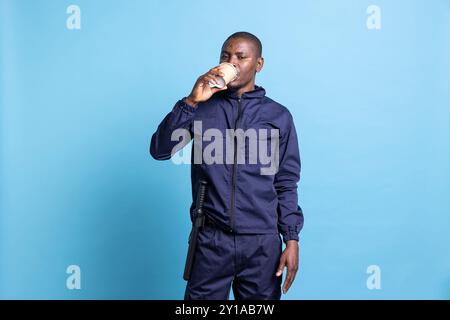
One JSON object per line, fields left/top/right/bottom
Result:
{"left": 184, "top": 223, "right": 283, "bottom": 300}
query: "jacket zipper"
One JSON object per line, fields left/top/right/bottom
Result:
{"left": 229, "top": 97, "right": 242, "bottom": 232}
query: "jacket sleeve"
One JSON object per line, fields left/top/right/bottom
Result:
{"left": 274, "top": 113, "right": 304, "bottom": 244}
{"left": 149, "top": 98, "right": 196, "bottom": 160}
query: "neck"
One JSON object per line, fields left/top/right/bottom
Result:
{"left": 231, "top": 81, "right": 255, "bottom": 98}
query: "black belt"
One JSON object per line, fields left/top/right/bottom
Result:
{"left": 204, "top": 214, "right": 234, "bottom": 233}
{"left": 204, "top": 214, "right": 217, "bottom": 227}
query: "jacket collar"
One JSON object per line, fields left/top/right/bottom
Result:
{"left": 223, "top": 85, "right": 266, "bottom": 100}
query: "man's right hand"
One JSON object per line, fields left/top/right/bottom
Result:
{"left": 185, "top": 67, "right": 228, "bottom": 108}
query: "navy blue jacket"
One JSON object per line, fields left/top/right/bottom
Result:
{"left": 150, "top": 85, "right": 304, "bottom": 243}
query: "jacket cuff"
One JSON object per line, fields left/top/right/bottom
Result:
{"left": 178, "top": 97, "right": 198, "bottom": 114}
{"left": 280, "top": 225, "right": 301, "bottom": 244}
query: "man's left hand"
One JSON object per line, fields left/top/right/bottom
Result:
{"left": 275, "top": 240, "right": 299, "bottom": 294}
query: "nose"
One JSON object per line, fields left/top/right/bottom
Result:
{"left": 228, "top": 56, "right": 239, "bottom": 66}
{"left": 222, "top": 55, "right": 238, "bottom": 66}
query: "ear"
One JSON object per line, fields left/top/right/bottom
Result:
{"left": 256, "top": 57, "right": 264, "bottom": 73}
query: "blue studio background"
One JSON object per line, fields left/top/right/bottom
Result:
{"left": 1, "top": 0, "right": 449, "bottom": 299}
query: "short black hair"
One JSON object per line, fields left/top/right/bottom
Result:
{"left": 222, "top": 32, "right": 262, "bottom": 57}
